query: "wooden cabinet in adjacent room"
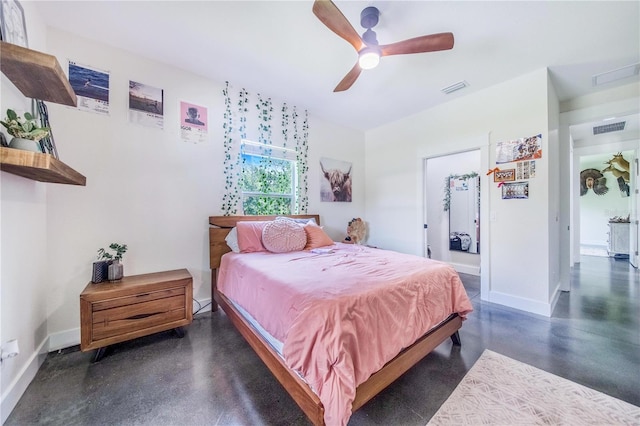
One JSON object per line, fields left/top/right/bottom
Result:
{"left": 608, "top": 222, "right": 630, "bottom": 257}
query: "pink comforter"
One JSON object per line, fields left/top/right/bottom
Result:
{"left": 217, "top": 243, "right": 473, "bottom": 426}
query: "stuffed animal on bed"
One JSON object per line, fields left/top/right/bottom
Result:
{"left": 345, "top": 218, "right": 366, "bottom": 244}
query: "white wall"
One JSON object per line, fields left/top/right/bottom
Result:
{"left": 0, "top": 25, "right": 365, "bottom": 421}
{"left": 0, "top": 3, "right": 51, "bottom": 423}
{"left": 365, "top": 68, "right": 555, "bottom": 316}
{"left": 547, "top": 73, "right": 561, "bottom": 303}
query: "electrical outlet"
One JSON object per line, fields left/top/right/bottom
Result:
{"left": 1, "top": 339, "right": 20, "bottom": 362}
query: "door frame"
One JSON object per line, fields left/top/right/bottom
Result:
{"left": 422, "top": 143, "right": 490, "bottom": 301}
{"left": 570, "top": 140, "right": 639, "bottom": 270}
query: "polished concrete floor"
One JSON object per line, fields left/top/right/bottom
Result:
{"left": 6, "top": 255, "right": 639, "bottom": 425}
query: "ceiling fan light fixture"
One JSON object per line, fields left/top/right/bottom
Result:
{"left": 359, "top": 47, "right": 380, "bottom": 70}
{"left": 313, "top": 0, "right": 455, "bottom": 91}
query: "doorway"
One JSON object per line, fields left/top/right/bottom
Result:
{"left": 577, "top": 150, "right": 635, "bottom": 260}
{"left": 570, "top": 115, "right": 640, "bottom": 273}
{"left": 424, "top": 150, "right": 481, "bottom": 275}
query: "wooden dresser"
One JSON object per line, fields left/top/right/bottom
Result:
{"left": 80, "top": 269, "right": 193, "bottom": 360}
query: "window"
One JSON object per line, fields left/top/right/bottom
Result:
{"left": 241, "top": 140, "right": 297, "bottom": 215}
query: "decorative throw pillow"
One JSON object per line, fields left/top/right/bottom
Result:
{"left": 262, "top": 219, "right": 307, "bottom": 253}
{"left": 225, "top": 227, "right": 240, "bottom": 253}
{"left": 237, "top": 221, "right": 269, "bottom": 253}
{"left": 276, "top": 216, "right": 317, "bottom": 225}
{"left": 303, "top": 223, "right": 334, "bottom": 250}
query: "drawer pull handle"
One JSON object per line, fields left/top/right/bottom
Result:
{"left": 137, "top": 293, "right": 150, "bottom": 298}
{"left": 126, "top": 312, "right": 160, "bottom": 320}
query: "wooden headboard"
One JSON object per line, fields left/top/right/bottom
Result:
{"left": 208, "top": 214, "right": 321, "bottom": 270}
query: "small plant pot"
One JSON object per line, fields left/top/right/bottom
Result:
{"left": 108, "top": 260, "right": 124, "bottom": 281}
{"left": 9, "top": 137, "right": 43, "bottom": 153}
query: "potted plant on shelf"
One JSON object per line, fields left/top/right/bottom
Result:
{"left": 96, "top": 243, "right": 128, "bottom": 282}
{"left": 0, "top": 108, "right": 49, "bottom": 153}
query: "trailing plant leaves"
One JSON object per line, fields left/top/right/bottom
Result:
{"left": 221, "top": 82, "right": 310, "bottom": 215}
{"left": 443, "top": 172, "right": 478, "bottom": 212}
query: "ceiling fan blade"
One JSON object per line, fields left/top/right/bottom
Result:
{"left": 380, "top": 32, "right": 454, "bottom": 57}
{"left": 334, "top": 62, "right": 362, "bottom": 92}
{"left": 313, "top": 0, "right": 364, "bottom": 52}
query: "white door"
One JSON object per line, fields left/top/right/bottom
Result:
{"left": 630, "top": 153, "right": 639, "bottom": 268}
{"left": 422, "top": 158, "right": 431, "bottom": 258}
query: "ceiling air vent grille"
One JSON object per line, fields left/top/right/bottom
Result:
{"left": 441, "top": 80, "right": 468, "bottom": 95}
{"left": 593, "top": 121, "right": 626, "bottom": 135}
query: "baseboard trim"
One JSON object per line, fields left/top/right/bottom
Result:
{"left": 48, "top": 328, "right": 80, "bottom": 352}
{"left": 0, "top": 337, "right": 48, "bottom": 424}
{"left": 549, "top": 282, "right": 561, "bottom": 315}
{"left": 450, "top": 262, "right": 480, "bottom": 276}
{"left": 488, "top": 290, "right": 553, "bottom": 317}
{"left": 192, "top": 297, "right": 213, "bottom": 315}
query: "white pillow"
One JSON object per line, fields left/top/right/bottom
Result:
{"left": 276, "top": 216, "right": 317, "bottom": 225}
{"left": 262, "top": 219, "right": 307, "bottom": 253}
{"left": 225, "top": 227, "right": 240, "bottom": 253}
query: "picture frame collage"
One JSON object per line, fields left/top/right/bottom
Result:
{"left": 492, "top": 133, "right": 542, "bottom": 200}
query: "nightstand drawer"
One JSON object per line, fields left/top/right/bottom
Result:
{"left": 92, "top": 287, "right": 185, "bottom": 311}
{"left": 92, "top": 295, "right": 186, "bottom": 340}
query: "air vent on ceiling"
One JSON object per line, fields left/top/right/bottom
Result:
{"left": 441, "top": 80, "right": 468, "bottom": 95}
{"left": 592, "top": 63, "right": 640, "bottom": 86}
{"left": 593, "top": 121, "right": 626, "bottom": 135}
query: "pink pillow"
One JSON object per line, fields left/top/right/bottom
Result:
{"left": 262, "top": 220, "right": 307, "bottom": 253}
{"left": 237, "top": 221, "right": 269, "bottom": 253}
{"left": 304, "top": 223, "right": 334, "bottom": 250}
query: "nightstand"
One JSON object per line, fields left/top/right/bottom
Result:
{"left": 80, "top": 269, "right": 193, "bottom": 361}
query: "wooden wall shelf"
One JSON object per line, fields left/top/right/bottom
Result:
{"left": 1, "top": 42, "right": 85, "bottom": 185}
{"left": 0, "top": 41, "right": 77, "bottom": 106}
{"left": 0, "top": 147, "right": 86, "bottom": 185}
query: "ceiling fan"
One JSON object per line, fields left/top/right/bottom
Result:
{"left": 312, "top": 0, "right": 454, "bottom": 92}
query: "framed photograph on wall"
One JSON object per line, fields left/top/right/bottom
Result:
{"left": 320, "top": 157, "right": 352, "bottom": 202}
{"left": 501, "top": 181, "right": 529, "bottom": 199}
{"left": 493, "top": 168, "right": 515, "bottom": 182}
{"left": 0, "top": 0, "right": 28, "bottom": 47}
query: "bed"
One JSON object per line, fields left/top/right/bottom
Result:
{"left": 208, "top": 214, "right": 472, "bottom": 425}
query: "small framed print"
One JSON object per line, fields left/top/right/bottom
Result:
{"left": 493, "top": 169, "right": 515, "bottom": 183}
{"left": 502, "top": 181, "right": 529, "bottom": 199}
{"left": 0, "top": 0, "right": 28, "bottom": 47}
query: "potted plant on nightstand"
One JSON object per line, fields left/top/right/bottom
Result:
{"left": 97, "top": 243, "right": 128, "bottom": 282}
{"left": 0, "top": 109, "right": 49, "bottom": 153}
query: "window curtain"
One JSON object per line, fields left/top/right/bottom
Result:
{"left": 222, "top": 81, "right": 309, "bottom": 215}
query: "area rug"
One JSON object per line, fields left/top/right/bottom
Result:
{"left": 427, "top": 350, "right": 640, "bottom": 425}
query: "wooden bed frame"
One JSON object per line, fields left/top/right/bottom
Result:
{"left": 208, "top": 214, "right": 462, "bottom": 425}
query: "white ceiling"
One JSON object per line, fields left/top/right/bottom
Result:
{"left": 35, "top": 1, "right": 640, "bottom": 137}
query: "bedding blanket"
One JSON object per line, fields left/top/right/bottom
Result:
{"left": 218, "top": 243, "right": 473, "bottom": 426}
